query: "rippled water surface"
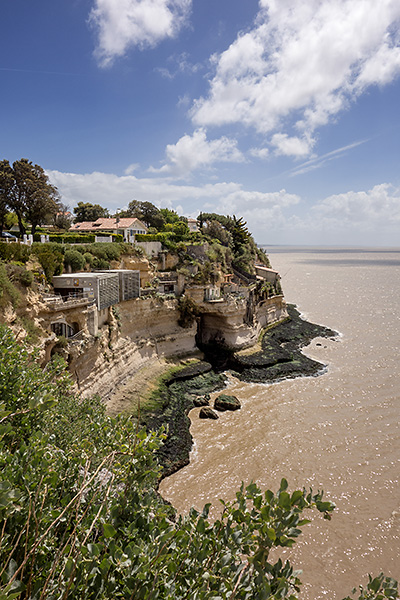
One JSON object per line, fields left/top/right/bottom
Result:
{"left": 159, "top": 247, "right": 400, "bottom": 599}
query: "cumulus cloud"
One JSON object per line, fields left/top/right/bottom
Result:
{"left": 89, "top": 0, "right": 192, "bottom": 67}
{"left": 313, "top": 183, "right": 400, "bottom": 227}
{"left": 149, "top": 128, "right": 245, "bottom": 176}
{"left": 191, "top": 0, "right": 400, "bottom": 153}
{"left": 271, "top": 133, "right": 315, "bottom": 158}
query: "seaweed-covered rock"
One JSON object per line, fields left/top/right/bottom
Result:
{"left": 193, "top": 394, "right": 210, "bottom": 407}
{"left": 214, "top": 394, "right": 241, "bottom": 412}
{"left": 199, "top": 407, "right": 219, "bottom": 419}
{"left": 168, "top": 361, "right": 212, "bottom": 383}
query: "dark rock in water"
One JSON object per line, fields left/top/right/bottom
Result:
{"left": 199, "top": 406, "right": 219, "bottom": 419}
{"left": 193, "top": 395, "right": 210, "bottom": 407}
{"left": 214, "top": 394, "right": 241, "bottom": 412}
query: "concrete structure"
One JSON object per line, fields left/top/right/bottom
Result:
{"left": 53, "top": 272, "right": 120, "bottom": 310}
{"left": 254, "top": 265, "right": 280, "bottom": 285}
{"left": 157, "top": 272, "right": 185, "bottom": 296}
{"left": 100, "top": 270, "right": 141, "bottom": 301}
{"left": 136, "top": 241, "right": 162, "bottom": 257}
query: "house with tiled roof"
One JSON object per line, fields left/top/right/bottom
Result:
{"left": 70, "top": 217, "right": 147, "bottom": 241}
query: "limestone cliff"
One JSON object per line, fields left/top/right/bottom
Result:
{"left": 65, "top": 293, "right": 287, "bottom": 400}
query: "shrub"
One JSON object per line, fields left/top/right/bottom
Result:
{"left": 83, "top": 252, "right": 94, "bottom": 266}
{"left": 177, "top": 295, "right": 200, "bottom": 328}
{"left": 64, "top": 249, "right": 85, "bottom": 272}
{"left": 0, "top": 262, "right": 21, "bottom": 308}
{"left": 92, "top": 257, "right": 110, "bottom": 270}
{"left": 32, "top": 245, "right": 64, "bottom": 282}
{"left": 6, "top": 263, "right": 34, "bottom": 287}
{"left": 0, "top": 242, "right": 31, "bottom": 263}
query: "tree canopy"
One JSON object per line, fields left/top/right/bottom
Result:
{"left": 73, "top": 201, "right": 109, "bottom": 223}
{"left": 0, "top": 158, "right": 60, "bottom": 236}
{"left": 118, "top": 199, "right": 166, "bottom": 229}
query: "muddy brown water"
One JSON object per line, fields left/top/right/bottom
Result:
{"left": 159, "top": 247, "right": 400, "bottom": 599}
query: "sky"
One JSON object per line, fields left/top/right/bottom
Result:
{"left": 1, "top": 0, "right": 400, "bottom": 246}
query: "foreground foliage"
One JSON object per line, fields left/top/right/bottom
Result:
{"left": 0, "top": 327, "right": 397, "bottom": 600}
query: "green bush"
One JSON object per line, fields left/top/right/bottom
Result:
{"left": 92, "top": 257, "right": 110, "bottom": 270}
{"left": 83, "top": 252, "right": 94, "bottom": 266}
{"left": 64, "top": 249, "right": 85, "bottom": 272}
{"left": 32, "top": 245, "right": 64, "bottom": 282}
{"left": 0, "top": 242, "right": 31, "bottom": 263}
{"left": 6, "top": 263, "right": 34, "bottom": 287}
{"left": 0, "top": 262, "right": 21, "bottom": 308}
{"left": 177, "top": 295, "right": 200, "bottom": 328}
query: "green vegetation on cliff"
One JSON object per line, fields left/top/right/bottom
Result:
{"left": 0, "top": 326, "right": 397, "bottom": 600}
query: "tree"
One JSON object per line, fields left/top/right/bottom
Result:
{"left": 53, "top": 202, "right": 72, "bottom": 230}
{"left": 159, "top": 207, "right": 180, "bottom": 225}
{"left": 0, "top": 159, "right": 60, "bottom": 236}
{"left": 120, "top": 200, "right": 165, "bottom": 230}
{"left": 0, "top": 160, "right": 14, "bottom": 234}
{"left": 73, "top": 201, "right": 109, "bottom": 223}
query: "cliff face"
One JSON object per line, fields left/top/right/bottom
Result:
{"left": 193, "top": 295, "right": 288, "bottom": 350}
{"left": 68, "top": 297, "right": 198, "bottom": 399}
{"left": 69, "top": 294, "right": 287, "bottom": 400}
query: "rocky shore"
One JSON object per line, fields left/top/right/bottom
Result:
{"left": 141, "top": 304, "right": 338, "bottom": 478}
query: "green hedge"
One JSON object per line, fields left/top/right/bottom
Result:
{"left": 135, "top": 232, "right": 175, "bottom": 242}
{"left": 32, "top": 232, "right": 124, "bottom": 244}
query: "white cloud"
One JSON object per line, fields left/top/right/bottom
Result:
{"left": 89, "top": 0, "right": 192, "bottom": 67}
{"left": 271, "top": 133, "right": 315, "bottom": 157}
{"left": 156, "top": 52, "right": 202, "bottom": 79}
{"left": 191, "top": 0, "right": 400, "bottom": 154}
{"left": 149, "top": 128, "right": 245, "bottom": 176}
{"left": 313, "top": 183, "right": 400, "bottom": 227}
{"left": 249, "top": 147, "right": 270, "bottom": 159}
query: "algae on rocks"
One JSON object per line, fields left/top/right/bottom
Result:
{"left": 142, "top": 369, "right": 225, "bottom": 478}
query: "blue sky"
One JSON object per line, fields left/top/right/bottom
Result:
{"left": 1, "top": 0, "right": 400, "bottom": 246}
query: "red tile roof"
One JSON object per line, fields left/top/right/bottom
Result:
{"left": 70, "top": 217, "right": 147, "bottom": 232}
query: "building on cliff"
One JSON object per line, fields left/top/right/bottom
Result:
{"left": 52, "top": 270, "right": 140, "bottom": 310}
{"left": 70, "top": 217, "right": 147, "bottom": 241}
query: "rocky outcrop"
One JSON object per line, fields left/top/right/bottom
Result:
{"left": 193, "top": 394, "right": 210, "bottom": 407}
{"left": 195, "top": 295, "right": 288, "bottom": 351}
{"left": 199, "top": 406, "right": 219, "bottom": 419}
{"left": 214, "top": 394, "right": 241, "bottom": 412}
{"left": 61, "top": 294, "right": 288, "bottom": 400}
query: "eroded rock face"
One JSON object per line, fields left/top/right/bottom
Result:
{"left": 199, "top": 406, "right": 219, "bottom": 419}
{"left": 196, "top": 296, "right": 288, "bottom": 351}
{"left": 214, "top": 394, "right": 241, "bottom": 412}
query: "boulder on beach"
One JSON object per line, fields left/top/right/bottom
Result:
{"left": 193, "top": 393, "right": 211, "bottom": 407}
{"left": 214, "top": 394, "right": 241, "bottom": 412}
{"left": 199, "top": 406, "right": 219, "bottom": 419}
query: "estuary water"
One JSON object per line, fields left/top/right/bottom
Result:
{"left": 159, "top": 247, "right": 400, "bottom": 599}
